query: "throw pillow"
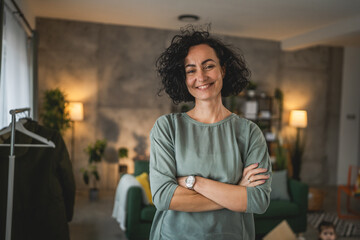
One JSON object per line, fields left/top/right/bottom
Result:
{"left": 135, "top": 172, "right": 153, "bottom": 205}
{"left": 270, "top": 170, "right": 290, "bottom": 201}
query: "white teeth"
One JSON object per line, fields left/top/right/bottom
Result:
{"left": 197, "top": 84, "right": 211, "bottom": 90}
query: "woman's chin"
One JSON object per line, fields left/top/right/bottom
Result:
{"left": 194, "top": 93, "right": 222, "bottom": 103}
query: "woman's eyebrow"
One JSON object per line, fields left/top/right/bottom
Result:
{"left": 185, "top": 63, "right": 195, "bottom": 68}
{"left": 185, "top": 59, "right": 216, "bottom": 68}
{"left": 202, "top": 59, "right": 216, "bottom": 65}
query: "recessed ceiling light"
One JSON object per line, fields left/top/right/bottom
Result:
{"left": 178, "top": 14, "right": 200, "bottom": 22}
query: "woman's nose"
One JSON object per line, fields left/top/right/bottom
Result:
{"left": 195, "top": 69, "right": 206, "bottom": 82}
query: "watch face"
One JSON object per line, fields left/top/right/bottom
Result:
{"left": 186, "top": 176, "right": 195, "bottom": 189}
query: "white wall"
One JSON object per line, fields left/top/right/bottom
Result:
{"left": 337, "top": 47, "right": 360, "bottom": 184}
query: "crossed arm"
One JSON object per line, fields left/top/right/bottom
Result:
{"left": 150, "top": 117, "right": 272, "bottom": 214}
{"left": 169, "top": 163, "right": 269, "bottom": 212}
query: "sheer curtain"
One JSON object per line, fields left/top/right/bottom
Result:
{"left": 0, "top": 5, "right": 32, "bottom": 129}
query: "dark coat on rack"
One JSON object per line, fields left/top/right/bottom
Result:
{"left": 0, "top": 120, "right": 75, "bottom": 240}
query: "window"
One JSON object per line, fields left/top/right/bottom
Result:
{"left": 0, "top": 4, "right": 33, "bottom": 128}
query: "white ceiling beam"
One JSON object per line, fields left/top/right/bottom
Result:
{"left": 281, "top": 14, "right": 360, "bottom": 51}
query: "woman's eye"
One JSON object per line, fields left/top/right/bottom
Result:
{"left": 204, "top": 65, "right": 214, "bottom": 70}
{"left": 186, "top": 69, "right": 195, "bottom": 74}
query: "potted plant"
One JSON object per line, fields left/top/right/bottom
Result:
{"left": 118, "top": 147, "right": 129, "bottom": 174}
{"left": 40, "top": 88, "right": 71, "bottom": 135}
{"left": 81, "top": 139, "right": 107, "bottom": 201}
{"left": 274, "top": 139, "right": 288, "bottom": 171}
{"left": 246, "top": 81, "right": 257, "bottom": 98}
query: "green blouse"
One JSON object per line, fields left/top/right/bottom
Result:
{"left": 149, "top": 113, "right": 272, "bottom": 240}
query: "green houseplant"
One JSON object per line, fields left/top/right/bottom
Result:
{"left": 82, "top": 139, "right": 107, "bottom": 200}
{"left": 247, "top": 81, "right": 257, "bottom": 90}
{"left": 40, "top": 88, "right": 71, "bottom": 134}
{"left": 246, "top": 81, "right": 257, "bottom": 98}
{"left": 118, "top": 147, "right": 128, "bottom": 159}
{"left": 118, "top": 147, "right": 129, "bottom": 174}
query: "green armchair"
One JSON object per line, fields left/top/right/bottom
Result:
{"left": 254, "top": 179, "right": 309, "bottom": 235}
{"left": 125, "top": 161, "right": 156, "bottom": 240}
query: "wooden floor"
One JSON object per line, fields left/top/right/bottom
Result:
{"left": 69, "top": 190, "right": 127, "bottom": 240}
{"left": 69, "top": 186, "right": 359, "bottom": 240}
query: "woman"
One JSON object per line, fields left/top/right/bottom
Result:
{"left": 149, "top": 26, "right": 272, "bottom": 240}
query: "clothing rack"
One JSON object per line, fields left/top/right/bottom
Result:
{"left": 5, "top": 108, "right": 29, "bottom": 240}
{"left": 0, "top": 108, "right": 55, "bottom": 240}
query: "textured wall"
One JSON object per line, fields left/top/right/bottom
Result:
{"left": 37, "top": 19, "right": 174, "bottom": 189}
{"left": 36, "top": 18, "right": 342, "bottom": 189}
{"left": 279, "top": 47, "right": 343, "bottom": 184}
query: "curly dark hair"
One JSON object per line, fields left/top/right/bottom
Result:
{"left": 156, "top": 25, "right": 250, "bottom": 104}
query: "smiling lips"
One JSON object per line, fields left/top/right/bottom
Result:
{"left": 196, "top": 82, "right": 214, "bottom": 90}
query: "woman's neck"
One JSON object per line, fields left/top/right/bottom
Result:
{"left": 187, "top": 98, "right": 231, "bottom": 124}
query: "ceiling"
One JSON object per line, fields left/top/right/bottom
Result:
{"left": 24, "top": 0, "right": 360, "bottom": 50}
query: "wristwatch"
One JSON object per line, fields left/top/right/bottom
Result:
{"left": 185, "top": 175, "right": 196, "bottom": 190}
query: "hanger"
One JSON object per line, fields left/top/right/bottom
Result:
{"left": 0, "top": 119, "right": 55, "bottom": 148}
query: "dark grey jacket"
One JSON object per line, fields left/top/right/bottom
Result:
{"left": 0, "top": 120, "right": 75, "bottom": 240}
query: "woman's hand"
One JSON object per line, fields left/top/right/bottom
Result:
{"left": 239, "top": 163, "right": 269, "bottom": 187}
{"left": 177, "top": 176, "right": 188, "bottom": 188}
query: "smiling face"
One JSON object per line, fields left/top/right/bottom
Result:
{"left": 184, "top": 44, "right": 225, "bottom": 103}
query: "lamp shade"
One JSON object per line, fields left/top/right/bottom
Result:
{"left": 289, "top": 110, "right": 307, "bottom": 128}
{"left": 68, "top": 102, "right": 84, "bottom": 121}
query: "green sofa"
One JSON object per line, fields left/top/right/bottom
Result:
{"left": 254, "top": 179, "right": 309, "bottom": 236}
{"left": 125, "top": 161, "right": 156, "bottom": 240}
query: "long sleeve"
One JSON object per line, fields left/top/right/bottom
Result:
{"left": 55, "top": 133, "right": 76, "bottom": 222}
{"left": 245, "top": 122, "right": 272, "bottom": 214}
{"left": 149, "top": 113, "right": 271, "bottom": 240}
{"left": 149, "top": 117, "right": 178, "bottom": 211}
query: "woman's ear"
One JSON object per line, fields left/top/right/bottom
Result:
{"left": 221, "top": 65, "right": 226, "bottom": 78}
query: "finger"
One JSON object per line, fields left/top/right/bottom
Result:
{"left": 249, "top": 180, "right": 266, "bottom": 187}
{"left": 249, "top": 174, "right": 270, "bottom": 182}
{"left": 243, "top": 163, "right": 259, "bottom": 176}
{"left": 245, "top": 172, "right": 269, "bottom": 185}
{"left": 243, "top": 167, "right": 267, "bottom": 181}
{"left": 247, "top": 168, "right": 268, "bottom": 178}
{"left": 239, "top": 176, "right": 251, "bottom": 186}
